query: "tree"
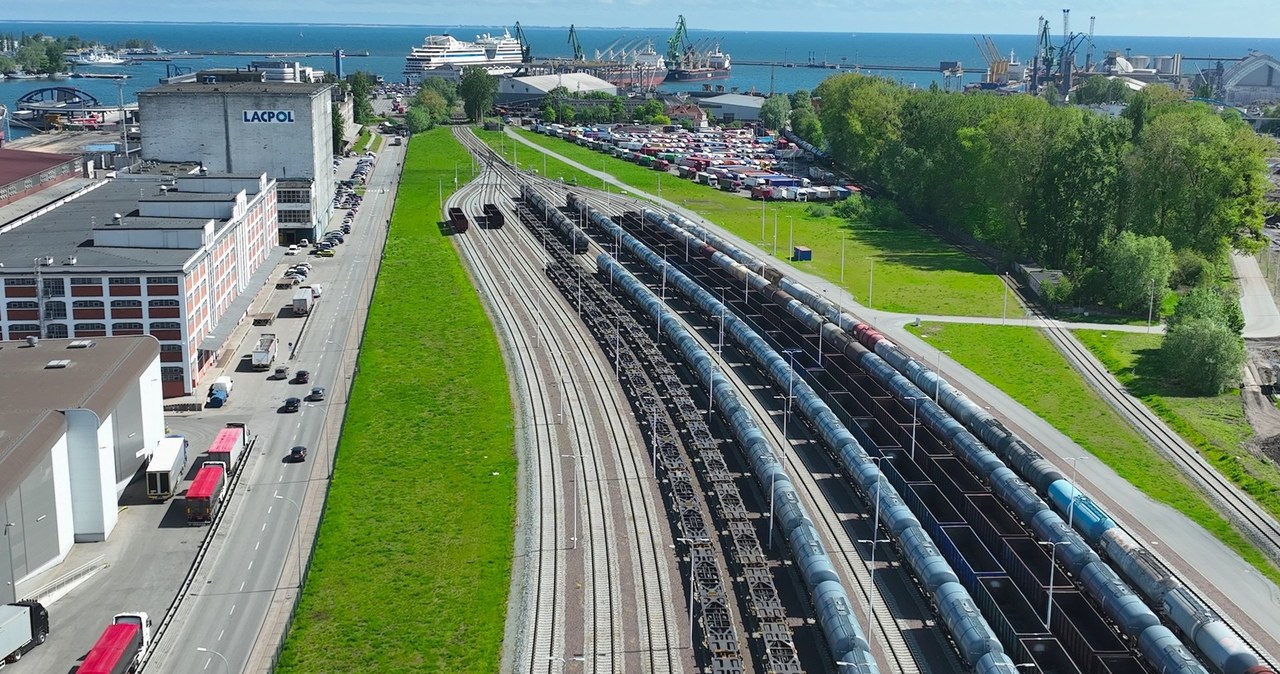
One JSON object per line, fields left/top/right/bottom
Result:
{"left": 790, "top": 108, "right": 822, "bottom": 143}
{"left": 1121, "top": 84, "right": 1185, "bottom": 141}
{"left": 347, "top": 72, "right": 376, "bottom": 124}
{"left": 1097, "top": 232, "right": 1174, "bottom": 311}
{"left": 15, "top": 42, "right": 49, "bottom": 73}
{"left": 458, "top": 66, "right": 498, "bottom": 122}
{"left": 760, "top": 94, "right": 791, "bottom": 131}
{"left": 405, "top": 107, "right": 434, "bottom": 134}
{"left": 814, "top": 73, "right": 907, "bottom": 177}
{"left": 420, "top": 77, "right": 459, "bottom": 108}
{"left": 1167, "top": 286, "right": 1244, "bottom": 335}
{"left": 0, "top": 55, "right": 15, "bottom": 74}
{"left": 413, "top": 89, "right": 448, "bottom": 124}
{"left": 1160, "top": 318, "right": 1244, "bottom": 395}
{"left": 539, "top": 101, "right": 558, "bottom": 123}
{"left": 331, "top": 106, "right": 346, "bottom": 153}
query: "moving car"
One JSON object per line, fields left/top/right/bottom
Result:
{"left": 287, "top": 446, "right": 308, "bottom": 463}
{"left": 294, "top": 370, "right": 311, "bottom": 384}
{"left": 282, "top": 397, "right": 301, "bottom": 413}
{"left": 307, "top": 386, "right": 326, "bottom": 401}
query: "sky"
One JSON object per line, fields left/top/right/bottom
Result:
{"left": 8, "top": 0, "right": 1278, "bottom": 38}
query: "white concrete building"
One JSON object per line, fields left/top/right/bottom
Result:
{"left": 699, "top": 93, "right": 766, "bottom": 123}
{"left": 497, "top": 73, "right": 618, "bottom": 105}
{"left": 1223, "top": 52, "right": 1280, "bottom": 106}
{"left": 0, "top": 336, "right": 163, "bottom": 603}
{"left": 138, "top": 79, "right": 334, "bottom": 244}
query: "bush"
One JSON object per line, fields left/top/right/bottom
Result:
{"left": 1169, "top": 250, "right": 1214, "bottom": 289}
{"left": 1169, "top": 286, "right": 1244, "bottom": 335}
{"left": 1160, "top": 317, "right": 1245, "bottom": 394}
{"left": 1098, "top": 232, "right": 1174, "bottom": 311}
{"left": 805, "top": 204, "right": 831, "bottom": 218}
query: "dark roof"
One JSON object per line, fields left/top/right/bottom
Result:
{"left": 0, "top": 336, "right": 160, "bottom": 501}
{"left": 142, "top": 81, "right": 332, "bottom": 96}
{"left": 0, "top": 148, "right": 79, "bottom": 188}
{"left": 0, "top": 177, "right": 222, "bottom": 270}
{"left": 93, "top": 216, "right": 212, "bottom": 230}
{"left": 139, "top": 192, "right": 238, "bottom": 203}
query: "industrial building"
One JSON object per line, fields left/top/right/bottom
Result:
{"left": 698, "top": 93, "right": 765, "bottom": 123}
{"left": 138, "top": 79, "right": 334, "bottom": 243}
{"left": 0, "top": 170, "right": 279, "bottom": 397}
{"left": 1221, "top": 52, "right": 1280, "bottom": 106}
{"left": 496, "top": 72, "right": 618, "bottom": 105}
{"left": 0, "top": 336, "right": 163, "bottom": 604}
{"left": 0, "top": 148, "right": 85, "bottom": 208}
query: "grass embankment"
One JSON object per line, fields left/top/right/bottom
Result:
{"left": 276, "top": 128, "right": 516, "bottom": 673}
{"left": 909, "top": 322, "right": 1280, "bottom": 585}
{"left": 1074, "top": 330, "right": 1280, "bottom": 522}
{"left": 492, "top": 127, "right": 1018, "bottom": 318}
{"left": 353, "top": 126, "right": 372, "bottom": 154}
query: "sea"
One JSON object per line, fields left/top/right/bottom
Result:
{"left": 4, "top": 21, "right": 1280, "bottom": 141}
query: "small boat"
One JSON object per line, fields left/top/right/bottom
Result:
{"left": 6, "top": 71, "right": 39, "bottom": 80}
{"left": 68, "top": 50, "right": 128, "bottom": 66}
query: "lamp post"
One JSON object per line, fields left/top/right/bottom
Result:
{"left": 788, "top": 215, "right": 794, "bottom": 259}
{"left": 772, "top": 211, "right": 779, "bottom": 256}
{"left": 865, "top": 256, "right": 875, "bottom": 309}
{"left": 273, "top": 493, "right": 304, "bottom": 588}
{"left": 907, "top": 396, "right": 926, "bottom": 461}
{"left": 1039, "top": 540, "right": 1069, "bottom": 629}
{"left": 1147, "top": 279, "right": 1155, "bottom": 333}
{"left": 934, "top": 349, "right": 951, "bottom": 402}
{"left": 1002, "top": 273, "right": 1009, "bottom": 325}
{"left": 761, "top": 197, "right": 766, "bottom": 243}
{"left": 841, "top": 237, "right": 847, "bottom": 284}
{"left": 562, "top": 453, "right": 581, "bottom": 549}
{"left": 860, "top": 454, "right": 894, "bottom": 660}
{"left": 676, "top": 536, "right": 712, "bottom": 650}
{"left": 1064, "top": 456, "right": 1088, "bottom": 531}
{"left": 782, "top": 348, "right": 801, "bottom": 445}
{"left": 196, "top": 647, "right": 231, "bottom": 674}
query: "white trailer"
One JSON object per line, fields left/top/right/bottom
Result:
{"left": 145, "top": 435, "right": 189, "bottom": 501}
{"left": 293, "top": 288, "right": 314, "bottom": 315}
{"left": 251, "top": 333, "right": 277, "bottom": 370}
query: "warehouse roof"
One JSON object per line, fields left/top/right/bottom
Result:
{"left": 504, "top": 72, "right": 616, "bottom": 94}
{"left": 0, "top": 336, "right": 160, "bottom": 501}
{"left": 0, "top": 149, "right": 78, "bottom": 188}
{"left": 0, "top": 178, "right": 226, "bottom": 270}
{"left": 142, "top": 80, "right": 332, "bottom": 96}
{"left": 700, "top": 93, "right": 766, "bottom": 109}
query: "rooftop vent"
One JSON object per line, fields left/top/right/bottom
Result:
{"left": 40, "top": 256, "right": 53, "bottom": 266}
{"left": 111, "top": 213, "right": 123, "bottom": 226}
{"left": 65, "top": 256, "right": 77, "bottom": 266}
{"left": 202, "top": 75, "right": 217, "bottom": 84}
{"left": 45, "top": 359, "right": 71, "bottom": 369}
{"left": 67, "top": 339, "right": 96, "bottom": 349}
{"left": 25, "top": 336, "right": 39, "bottom": 348}
{"left": 159, "top": 185, "right": 169, "bottom": 194}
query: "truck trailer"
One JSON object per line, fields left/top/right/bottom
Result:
{"left": 185, "top": 463, "right": 226, "bottom": 525}
{"left": 0, "top": 601, "right": 49, "bottom": 666}
{"left": 145, "top": 435, "right": 189, "bottom": 501}
{"left": 251, "top": 333, "right": 277, "bottom": 370}
{"left": 207, "top": 424, "right": 247, "bottom": 472}
{"left": 292, "top": 288, "right": 314, "bottom": 316}
{"left": 80, "top": 613, "right": 151, "bottom": 674}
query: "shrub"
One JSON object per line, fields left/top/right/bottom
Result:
{"left": 1160, "top": 317, "right": 1245, "bottom": 395}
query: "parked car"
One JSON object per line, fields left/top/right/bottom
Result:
{"left": 287, "top": 446, "right": 308, "bottom": 463}
{"left": 317, "top": 249, "right": 335, "bottom": 257}
{"left": 282, "top": 397, "right": 302, "bottom": 413}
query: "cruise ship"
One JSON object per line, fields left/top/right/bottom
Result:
{"left": 403, "top": 29, "right": 525, "bottom": 83}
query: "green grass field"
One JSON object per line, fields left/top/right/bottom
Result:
{"left": 276, "top": 128, "right": 516, "bottom": 673}
{"left": 909, "top": 322, "right": 1280, "bottom": 585}
{"left": 495, "top": 128, "right": 1020, "bottom": 318}
{"left": 1074, "top": 330, "right": 1280, "bottom": 523}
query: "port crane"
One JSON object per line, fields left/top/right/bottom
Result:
{"left": 568, "top": 24, "right": 584, "bottom": 61}
{"left": 973, "top": 35, "right": 1010, "bottom": 84}
{"left": 666, "top": 15, "right": 692, "bottom": 69}
{"left": 513, "top": 22, "right": 533, "bottom": 64}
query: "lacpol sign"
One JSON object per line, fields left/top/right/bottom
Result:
{"left": 242, "top": 110, "right": 296, "bottom": 123}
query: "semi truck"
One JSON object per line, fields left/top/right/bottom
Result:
{"left": 185, "top": 462, "right": 226, "bottom": 526}
{"left": 251, "top": 333, "right": 277, "bottom": 370}
{"left": 145, "top": 435, "right": 189, "bottom": 501}
{"left": 0, "top": 601, "right": 49, "bottom": 666}
{"left": 80, "top": 612, "right": 151, "bottom": 674}
{"left": 292, "top": 288, "right": 314, "bottom": 316}
{"left": 206, "top": 424, "right": 247, "bottom": 473}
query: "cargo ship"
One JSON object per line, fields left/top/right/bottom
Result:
{"left": 666, "top": 45, "right": 731, "bottom": 81}
{"left": 403, "top": 29, "right": 524, "bottom": 83}
{"left": 548, "top": 40, "right": 668, "bottom": 90}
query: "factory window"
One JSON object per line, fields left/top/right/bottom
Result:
{"left": 74, "top": 323, "right": 107, "bottom": 331}
{"left": 8, "top": 323, "right": 40, "bottom": 333}
{"left": 44, "top": 301, "right": 67, "bottom": 320}
{"left": 42, "top": 279, "right": 65, "bottom": 297}
{"left": 109, "top": 277, "right": 140, "bottom": 285}
{"left": 112, "top": 322, "right": 144, "bottom": 333}
{"left": 150, "top": 321, "right": 181, "bottom": 330}
{"left": 149, "top": 299, "right": 180, "bottom": 307}
{"left": 160, "top": 343, "right": 183, "bottom": 352}
{"left": 46, "top": 324, "right": 68, "bottom": 338}
{"left": 70, "top": 277, "right": 102, "bottom": 285}
{"left": 278, "top": 210, "right": 311, "bottom": 224}
{"left": 160, "top": 366, "right": 185, "bottom": 382}
{"left": 6, "top": 301, "right": 38, "bottom": 310}
{"left": 4, "top": 278, "right": 36, "bottom": 286}
{"left": 278, "top": 189, "right": 310, "bottom": 204}
{"left": 111, "top": 300, "right": 143, "bottom": 308}
{"left": 147, "top": 276, "right": 179, "bottom": 285}
{"left": 72, "top": 300, "right": 105, "bottom": 308}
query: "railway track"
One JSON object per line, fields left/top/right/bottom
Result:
{"left": 450, "top": 129, "right": 682, "bottom": 674}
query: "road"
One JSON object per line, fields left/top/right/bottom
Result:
{"left": 501, "top": 129, "right": 1280, "bottom": 663}
{"left": 143, "top": 139, "right": 404, "bottom": 673}
{"left": 1235, "top": 252, "right": 1280, "bottom": 339}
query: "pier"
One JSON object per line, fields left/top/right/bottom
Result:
{"left": 733, "top": 59, "right": 952, "bottom": 73}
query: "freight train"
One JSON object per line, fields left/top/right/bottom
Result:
{"left": 566, "top": 191, "right": 1022, "bottom": 673}
{"left": 650, "top": 207, "right": 1274, "bottom": 674}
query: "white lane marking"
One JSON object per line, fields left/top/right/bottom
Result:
{"left": 255, "top": 541, "right": 261, "bottom": 550}
{"left": 247, "top": 560, "right": 254, "bottom": 571}
{"left": 203, "top": 656, "right": 212, "bottom": 669}
{"left": 262, "top": 522, "right": 268, "bottom": 532}
{"left": 239, "top": 581, "right": 246, "bottom": 592}
{"left": 218, "top": 629, "right": 225, "bottom": 641}
{"left": 229, "top": 604, "right": 237, "bottom": 616}
{"left": 267, "top": 506, "right": 273, "bottom": 514}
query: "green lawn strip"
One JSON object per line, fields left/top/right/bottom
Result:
{"left": 473, "top": 129, "right": 597, "bottom": 187}
{"left": 1073, "top": 330, "right": 1280, "bottom": 522}
{"left": 371, "top": 133, "right": 385, "bottom": 153}
{"left": 504, "top": 127, "right": 1018, "bottom": 319}
{"left": 908, "top": 322, "right": 1280, "bottom": 585}
{"left": 353, "top": 126, "right": 372, "bottom": 153}
{"left": 276, "top": 128, "right": 516, "bottom": 673}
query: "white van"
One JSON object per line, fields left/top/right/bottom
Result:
{"left": 287, "top": 244, "right": 298, "bottom": 255}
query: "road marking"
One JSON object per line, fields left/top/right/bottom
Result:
{"left": 229, "top": 604, "right": 237, "bottom": 616}
{"left": 239, "top": 581, "right": 245, "bottom": 592}
{"left": 247, "top": 560, "right": 254, "bottom": 571}
{"left": 255, "top": 541, "right": 261, "bottom": 550}
{"left": 262, "top": 522, "right": 268, "bottom": 532}
{"left": 203, "top": 656, "right": 212, "bottom": 669}
{"left": 267, "top": 506, "right": 272, "bottom": 514}
{"left": 218, "top": 629, "right": 225, "bottom": 641}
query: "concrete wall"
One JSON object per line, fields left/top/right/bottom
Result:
{"left": 0, "top": 451, "right": 62, "bottom": 604}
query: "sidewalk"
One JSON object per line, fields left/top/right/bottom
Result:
{"left": 1234, "top": 253, "right": 1280, "bottom": 339}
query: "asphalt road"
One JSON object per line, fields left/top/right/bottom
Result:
{"left": 141, "top": 140, "right": 403, "bottom": 673}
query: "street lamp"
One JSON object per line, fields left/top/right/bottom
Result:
{"left": 906, "top": 396, "right": 927, "bottom": 461}
{"left": 865, "top": 256, "right": 875, "bottom": 309}
{"left": 676, "top": 536, "right": 712, "bottom": 650}
{"left": 1038, "top": 540, "right": 1069, "bottom": 629}
{"left": 196, "top": 647, "right": 231, "bottom": 674}
{"left": 562, "top": 453, "right": 581, "bottom": 549}
{"left": 273, "top": 493, "right": 304, "bottom": 588}
{"left": 841, "top": 236, "right": 847, "bottom": 284}
{"left": 1147, "top": 279, "right": 1156, "bottom": 333}
{"left": 859, "top": 454, "right": 894, "bottom": 660}
{"left": 788, "top": 215, "right": 795, "bottom": 259}
{"left": 934, "top": 349, "right": 951, "bottom": 402}
{"left": 1064, "top": 456, "right": 1088, "bottom": 531}
{"left": 782, "top": 349, "right": 802, "bottom": 445}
